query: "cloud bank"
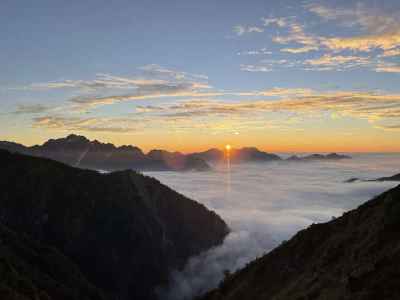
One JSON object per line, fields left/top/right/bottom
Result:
{"left": 150, "top": 154, "right": 400, "bottom": 299}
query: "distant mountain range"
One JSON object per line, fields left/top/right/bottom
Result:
{"left": 286, "top": 153, "right": 351, "bottom": 161}
{"left": 0, "top": 149, "right": 229, "bottom": 300}
{"left": 0, "top": 134, "right": 210, "bottom": 172}
{"left": 0, "top": 134, "right": 351, "bottom": 172}
{"left": 201, "top": 184, "right": 400, "bottom": 300}
{"left": 191, "top": 147, "right": 282, "bottom": 163}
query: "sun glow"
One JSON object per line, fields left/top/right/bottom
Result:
{"left": 224, "top": 144, "right": 231, "bottom": 195}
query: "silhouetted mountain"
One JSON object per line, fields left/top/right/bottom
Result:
{"left": 0, "top": 136, "right": 352, "bottom": 172}
{"left": 0, "top": 134, "right": 210, "bottom": 172}
{"left": 344, "top": 177, "right": 360, "bottom": 183}
{"left": 232, "top": 147, "right": 281, "bottom": 162}
{"left": 148, "top": 149, "right": 210, "bottom": 172}
{"left": 201, "top": 184, "right": 400, "bottom": 300}
{"left": 192, "top": 147, "right": 281, "bottom": 163}
{"left": 287, "top": 152, "right": 351, "bottom": 161}
{"left": 191, "top": 148, "right": 225, "bottom": 162}
{"left": 0, "top": 149, "right": 229, "bottom": 300}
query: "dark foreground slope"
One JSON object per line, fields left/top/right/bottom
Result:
{"left": 376, "top": 173, "right": 400, "bottom": 182}
{"left": 0, "top": 223, "right": 106, "bottom": 300}
{"left": 0, "top": 150, "right": 229, "bottom": 300}
{"left": 201, "top": 185, "right": 400, "bottom": 300}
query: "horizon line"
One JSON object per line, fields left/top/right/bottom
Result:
{"left": 2, "top": 134, "right": 400, "bottom": 155}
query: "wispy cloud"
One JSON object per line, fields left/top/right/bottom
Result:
{"left": 273, "top": 22, "right": 319, "bottom": 47}
{"left": 15, "top": 65, "right": 210, "bottom": 92}
{"left": 135, "top": 105, "right": 166, "bottom": 113}
{"left": 307, "top": 3, "right": 399, "bottom": 35}
{"left": 261, "top": 17, "right": 287, "bottom": 27}
{"left": 375, "top": 123, "right": 400, "bottom": 131}
{"left": 237, "top": 48, "right": 272, "bottom": 56}
{"left": 304, "top": 54, "right": 372, "bottom": 71}
{"left": 239, "top": 64, "right": 272, "bottom": 72}
{"left": 148, "top": 89, "right": 400, "bottom": 125}
{"left": 280, "top": 46, "right": 319, "bottom": 53}
{"left": 30, "top": 88, "right": 400, "bottom": 134}
{"left": 33, "top": 115, "right": 142, "bottom": 133}
{"left": 15, "top": 65, "right": 214, "bottom": 111}
{"left": 68, "top": 81, "right": 211, "bottom": 110}
{"left": 13, "top": 104, "right": 50, "bottom": 114}
{"left": 380, "top": 48, "right": 400, "bottom": 57}
{"left": 138, "top": 64, "right": 209, "bottom": 81}
{"left": 18, "top": 74, "right": 167, "bottom": 92}
{"left": 235, "top": 3, "right": 400, "bottom": 73}
{"left": 308, "top": 3, "right": 400, "bottom": 53}
{"left": 258, "top": 88, "right": 314, "bottom": 97}
{"left": 321, "top": 33, "right": 400, "bottom": 53}
{"left": 233, "top": 25, "right": 264, "bottom": 36}
{"left": 375, "top": 61, "right": 400, "bottom": 73}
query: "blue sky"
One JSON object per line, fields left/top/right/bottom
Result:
{"left": 1, "top": 0, "right": 400, "bottom": 151}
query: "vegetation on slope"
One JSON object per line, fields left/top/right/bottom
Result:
{"left": 0, "top": 149, "right": 228, "bottom": 300}
{"left": 201, "top": 185, "right": 400, "bottom": 300}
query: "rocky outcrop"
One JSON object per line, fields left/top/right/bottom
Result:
{"left": 0, "top": 134, "right": 210, "bottom": 172}
{"left": 0, "top": 149, "right": 229, "bottom": 300}
{"left": 201, "top": 184, "right": 400, "bottom": 300}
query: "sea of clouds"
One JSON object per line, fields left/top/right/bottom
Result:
{"left": 146, "top": 153, "right": 400, "bottom": 300}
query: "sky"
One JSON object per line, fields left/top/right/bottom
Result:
{"left": 1, "top": 0, "right": 400, "bottom": 152}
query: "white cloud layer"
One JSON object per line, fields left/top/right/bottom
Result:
{"left": 151, "top": 155, "right": 400, "bottom": 299}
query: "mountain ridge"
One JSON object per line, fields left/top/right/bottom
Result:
{"left": 0, "top": 134, "right": 351, "bottom": 173}
{"left": 0, "top": 149, "right": 229, "bottom": 300}
{"left": 0, "top": 134, "right": 210, "bottom": 172}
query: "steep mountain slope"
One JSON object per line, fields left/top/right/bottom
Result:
{"left": 0, "top": 135, "right": 210, "bottom": 172}
{"left": 0, "top": 149, "right": 229, "bottom": 300}
{"left": 376, "top": 173, "right": 400, "bottom": 182}
{"left": 201, "top": 184, "right": 400, "bottom": 300}
{"left": 0, "top": 222, "right": 106, "bottom": 300}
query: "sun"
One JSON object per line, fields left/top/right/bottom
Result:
{"left": 225, "top": 144, "right": 231, "bottom": 151}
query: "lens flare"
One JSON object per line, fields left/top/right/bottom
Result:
{"left": 225, "top": 144, "right": 232, "bottom": 195}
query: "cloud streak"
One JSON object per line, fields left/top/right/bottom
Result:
{"left": 235, "top": 3, "right": 400, "bottom": 73}
{"left": 33, "top": 115, "right": 142, "bottom": 133}
{"left": 233, "top": 25, "right": 264, "bottom": 36}
{"left": 30, "top": 88, "right": 400, "bottom": 134}
{"left": 13, "top": 104, "right": 50, "bottom": 114}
